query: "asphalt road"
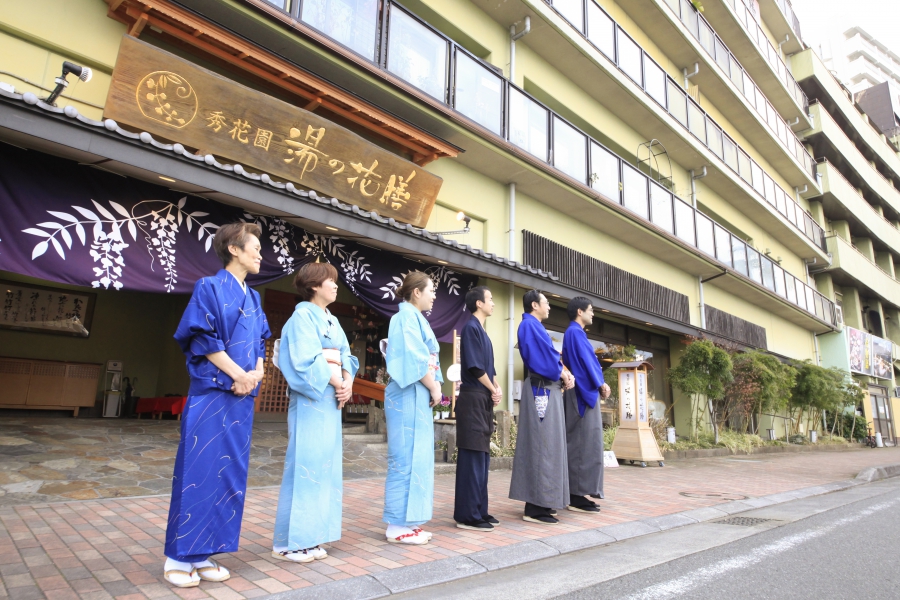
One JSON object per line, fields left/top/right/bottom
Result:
{"left": 391, "top": 476, "right": 900, "bottom": 600}
{"left": 563, "top": 479, "right": 900, "bottom": 599}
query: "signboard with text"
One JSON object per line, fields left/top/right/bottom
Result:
{"left": 103, "top": 36, "right": 442, "bottom": 228}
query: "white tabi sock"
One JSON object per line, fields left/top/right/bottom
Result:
{"left": 164, "top": 557, "right": 193, "bottom": 572}
{"left": 386, "top": 524, "right": 415, "bottom": 539}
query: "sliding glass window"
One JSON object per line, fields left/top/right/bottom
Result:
{"left": 587, "top": 1, "right": 615, "bottom": 59}
{"left": 667, "top": 80, "right": 688, "bottom": 126}
{"left": 773, "top": 264, "right": 786, "bottom": 297}
{"left": 696, "top": 213, "right": 716, "bottom": 257}
{"left": 650, "top": 182, "right": 674, "bottom": 233}
{"left": 761, "top": 259, "right": 775, "bottom": 291}
{"left": 508, "top": 87, "right": 548, "bottom": 161}
{"left": 387, "top": 8, "right": 448, "bottom": 101}
{"left": 554, "top": 0, "right": 584, "bottom": 32}
{"left": 714, "top": 225, "right": 732, "bottom": 267}
{"left": 454, "top": 51, "right": 503, "bottom": 135}
{"left": 617, "top": 28, "right": 642, "bottom": 84}
{"left": 553, "top": 117, "right": 587, "bottom": 183}
{"left": 732, "top": 237, "right": 748, "bottom": 275}
{"left": 747, "top": 247, "right": 762, "bottom": 283}
{"left": 674, "top": 199, "right": 695, "bottom": 245}
{"left": 622, "top": 164, "right": 649, "bottom": 219}
{"left": 301, "top": 0, "right": 379, "bottom": 61}
{"left": 688, "top": 100, "right": 706, "bottom": 143}
{"left": 643, "top": 56, "right": 667, "bottom": 107}
{"left": 590, "top": 142, "right": 620, "bottom": 202}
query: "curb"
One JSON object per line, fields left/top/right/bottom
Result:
{"left": 268, "top": 462, "right": 900, "bottom": 600}
{"left": 663, "top": 442, "right": 866, "bottom": 460}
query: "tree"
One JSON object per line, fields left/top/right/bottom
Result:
{"left": 790, "top": 361, "right": 844, "bottom": 435}
{"left": 668, "top": 338, "right": 733, "bottom": 442}
{"left": 724, "top": 350, "right": 796, "bottom": 434}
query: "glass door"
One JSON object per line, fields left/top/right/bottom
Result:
{"left": 869, "top": 385, "right": 895, "bottom": 446}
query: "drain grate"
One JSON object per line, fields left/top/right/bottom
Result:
{"left": 714, "top": 517, "right": 775, "bottom": 527}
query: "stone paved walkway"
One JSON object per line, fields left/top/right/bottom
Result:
{"left": 0, "top": 418, "right": 386, "bottom": 507}
{"left": 0, "top": 423, "right": 898, "bottom": 600}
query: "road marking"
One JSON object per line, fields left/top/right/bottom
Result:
{"left": 625, "top": 496, "right": 900, "bottom": 600}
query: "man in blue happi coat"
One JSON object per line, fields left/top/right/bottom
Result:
{"left": 162, "top": 222, "right": 271, "bottom": 588}
{"left": 509, "top": 290, "right": 575, "bottom": 525}
{"left": 562, "top": 297, "right": 611, "bottom": 513}
{"left": 454, "top": 286, "right": 502, "bottom": 531}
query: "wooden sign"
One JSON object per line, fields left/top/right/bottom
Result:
{"left": 609, "top": 361, "right": 664, "bottom": 467}
{"left": 103, "top": 36, "right": 441, "bottom": 228}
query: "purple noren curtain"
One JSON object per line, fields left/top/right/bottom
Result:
{"left": 0, "top": 144, "right": 474, "bottom": 341}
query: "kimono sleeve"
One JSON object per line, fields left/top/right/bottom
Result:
{"left": 174, "top": 278, "right": 226, "bottom": 359}
{"left": 564, "top": 327, "right": 604, "bottom": 413}
{"left": 258, "top": 310, "right": 272, "bottom": 362}
{"left": 518, "top": 317, "right": 563, "bottom": 381}
{"left": 278, "top": 309, "right": 332, "bottom": 399}
{"left": 460, "top": 324, "right": 487, "bottom": 376}
{"left": 338, "top": 325, "right": 360, "bottom": 379}
{"left": 386, "top": 310, "right": 432, "bottom": 388}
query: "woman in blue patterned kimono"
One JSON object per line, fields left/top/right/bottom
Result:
{"left": 383, "top": 271, "right": 443, "bottom": 545}
{"left": 271, "top": 262, "right": 358, "bottom": 563}
{"left": 163, "top": 223, "right": 271, "bottom": 588}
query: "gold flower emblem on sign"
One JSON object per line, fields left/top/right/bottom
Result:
{"left": 136, "top": 71, "right": 198, "bottom": 129}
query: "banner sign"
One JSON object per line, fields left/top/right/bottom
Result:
{"left": 103, "top": 36, "right": 441, "bottom": 228}
{"left": 0, "top": 144, "right": 472, "bottom": 342}
{"left": 848, "top": 326, "right": 892, "bottom": 379}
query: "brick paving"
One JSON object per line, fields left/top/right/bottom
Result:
{"left": 1, "top": 447, "right": 899, "bottom": 599}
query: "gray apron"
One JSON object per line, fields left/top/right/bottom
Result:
{"left": 564, "top": 388, "right": 604, "bottom": 498}
{"left": 509, "top": 376, "right": 569, "bottom": 509}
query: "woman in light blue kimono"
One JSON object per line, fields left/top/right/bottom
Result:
{"left": 383, "top": 271, "right": 443, "bottom": 545}
{"left": 272, "top": 262, "right": 358, "bottom": 563}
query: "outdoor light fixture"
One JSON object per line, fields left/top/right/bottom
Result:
{"left": 325, "top": 226, "right": 339, "bottom": 232}
{"left": 44, "top": 61, "right": 93, "bottom": 106}
{"left": 158, "top": 175, "right": 177, "bottom": 183}
{"left": 433, "top": 211, "right": 471, "bottom": 235}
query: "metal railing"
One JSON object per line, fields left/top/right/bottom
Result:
{"left": 725, "top": 0, "right": 809, "bottom": 110}
{"left": 249, "top": 0, "right": 834, "bottom": 324}
{"left": 657, "top": 0, "right": 814, "bottom": 178}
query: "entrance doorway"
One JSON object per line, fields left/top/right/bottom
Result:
{"left": 869, "top": 385, "right": 895, "bottom": 446}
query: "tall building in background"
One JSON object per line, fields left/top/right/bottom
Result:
{"left": 0, "top": 0, "right": 895, "bottom": 443}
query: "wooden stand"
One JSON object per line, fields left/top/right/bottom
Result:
{"left": 609, "top": 361, "right": 665, "bottom": 467}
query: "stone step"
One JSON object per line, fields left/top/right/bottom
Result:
{"left": 365, "top": 441, "right": 389, "bottom": 452}
{"left": 342, "top": 424, "right": 367, "bottom": 434}
{"left": 345, "top": 433, "right": 386, "bottom": 444}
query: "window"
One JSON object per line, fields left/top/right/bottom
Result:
{"left": 732, "top": 237, "right": 748, "bottom": 275}
{"left": 650, "top": 181, "right": 674, "bottom": 233}
{"left": 773, "top": 264, "right": 786, "bottom": 297}
{"left": 707, "top": 120, "right": 723, "bottom": 158}
{"left": 680, "top": 0, "right": 699, "bottom": 37}
{"left": 738, "top": 150, "right": 752, "bottom": 184}
{"left": 696, "top": 213, "right": 715, "bottom": 256}
{"left": 688, "top": 100, "right": 706, "bottom": 143}
{"left": 795, "top": 281, "right": 808, "bottom": 311}
{"left": 750, "top": 160, "right": 764, "bottom": 193}
{"left": 723, "top": 135, "right": 738, "bottom": 172}
{"left": 761, "top": 258, "right": 775, "bottom": 290}
{"left": 301, "top": 0, "right": 379, "bottom": 61}
{"left": 590, "top": 142, "right": 620, "bottom": 202}
{"left": 644, "top": 55, "right": 667, "bottom": 107}
{"left": 755, "top": 87, "right": 767, "bottom": 117}
{"left": 763, "top": 174, "right": 776, "bottom": 205}
{"left": 553, "top": 117, "right": 587, "bottom": 182}
{"left": 714, "top": 225, "right": 732, "bottom": 267}
{"left": 743, "top": 73, "right": 756, "bottom": 108}
{"left": 668, "top": 80, "right": 688, "bottom": 126}
{"left": 674, "top": 199, "right": 696, "bottom": 245}
{"left": 785, "top": 274, "right": 797, "bottom": 304}
{"left": 387, "top": 8, "right": 448, "bottom": 101}
{"left": 698, "top": 20, "right": 714, "bottom": 54}
{"left": 729, "top": 57, "right": 743, "bottom": 92}
{"left": 623, "top": 164, "right": 649, "bottom": 219}
{"left": 775, "top": 188, "right": 787, "bottom": 215}
{"left": 508, "top": 87, "right": 548, "bottom": 161}
{"left": 747, "top": 247, "right": 762, "bottom": 283}
{"left": 714, "top": 38, "right": 730, "bottom": 74}
{"left": 454, "top": 52, "right": 503, "bottom": 135}
{"left": 617, "top": 28, "right": 643, "bottom": 84}
{"left": 554, "top": 0, "right": 584, "bottom": 32}
{"left": 587, "top": 1, "right": 616, "bottom": 59}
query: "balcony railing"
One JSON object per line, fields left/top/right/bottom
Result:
{"left": 251, "top": 0, "right": 827, "bottom": 255}
{"left": 725, "top": 0, "right": 808, "bottom": 111}
{"left": 542, "top": 0, "right": 823, "bottom": 248}
{"left": 773, "top": 0, "right": 803, "bottom": 45}
{"left": 652, "top": 0, "right": 814, "bottom": 178}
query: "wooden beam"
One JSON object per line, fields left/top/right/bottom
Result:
{"left": 304, "top": 97, "right": 322, "bottom": 111}
{"left": 128, "top": 13, "right": 148, "bottom": 37}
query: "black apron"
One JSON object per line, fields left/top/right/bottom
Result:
{"left": 455, "top": 387, "right": 494, "bottom": 453}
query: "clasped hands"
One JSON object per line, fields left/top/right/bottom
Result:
{"left": 331, "top": 374, "right": 354, "bottom": 409}
{"left": 230, "top": 368, "right": 264, "bottom": 396}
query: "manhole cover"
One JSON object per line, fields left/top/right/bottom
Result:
{"left": 679, "top": 491, "right": 749, "bottom": 500}
{"left": 714, "top": 517, "right": 775, "bottom": 527}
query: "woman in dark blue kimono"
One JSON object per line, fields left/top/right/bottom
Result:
{"left": 163, "top": 222, "right": 271, "bottom": 588}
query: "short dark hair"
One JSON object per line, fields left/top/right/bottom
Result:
{"left": 522, "top": 289, "right": 545, "bottom": 314}
{"left": 465, "top": 286, "right": 490, "bottom": 313}
{"left": 293, "top": 262, "right": 339, "bottom": 301}
{"left": 567, "top": 296, "right": 593, "bottom": 321}
{"left": 213, "top": 222, "right": 262, "bottom": 267}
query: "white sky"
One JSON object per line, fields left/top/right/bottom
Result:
{"left": 790, "top": 0, "right": 900, "bottom": 57}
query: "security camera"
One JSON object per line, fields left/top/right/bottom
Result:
{"left": 44, "top": 61, "right": 93, "bottom": 106}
